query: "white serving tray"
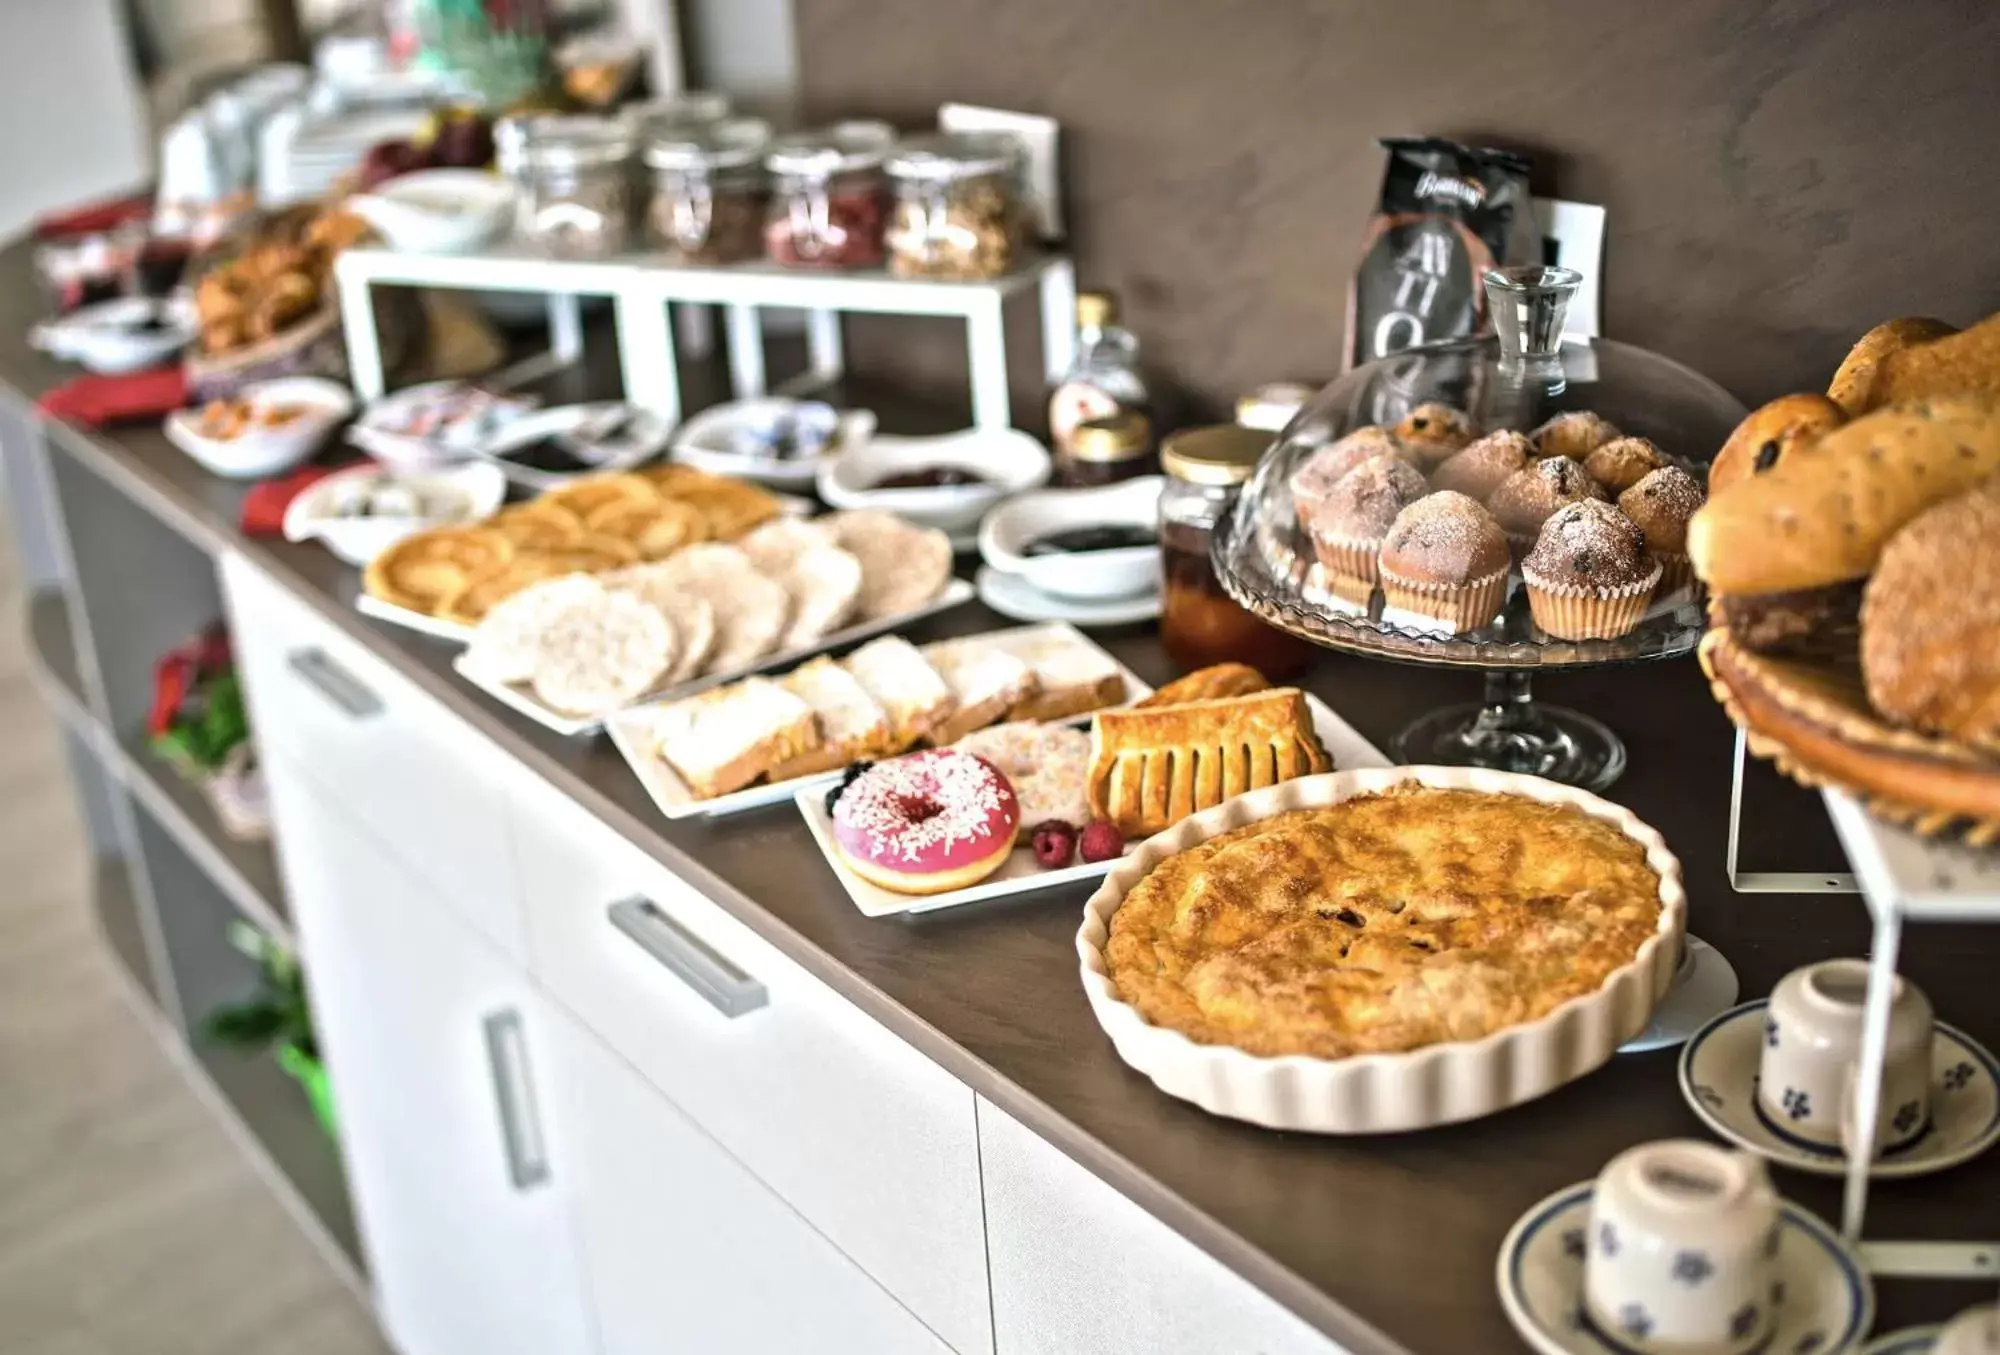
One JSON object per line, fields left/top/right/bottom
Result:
{"left": 451, "top": 578, "right": 977, "bottom": 736}
{"left": 606, "top": 623, "right": 1153, "bottom": 820}
{"left": 798, "top": 694, "right": 1387, "bottom": 917}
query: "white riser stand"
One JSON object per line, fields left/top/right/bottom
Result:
{"left": 333, "top": 244, "right": 1077, "bottom": 432}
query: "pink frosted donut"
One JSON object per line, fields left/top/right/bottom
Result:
{"left": 831, "top": 750, "right": 1020, "bottom": 895}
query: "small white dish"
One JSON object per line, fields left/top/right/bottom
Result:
{"left": 800, "top": 692, "right": 1386, "bottom": 918}
{"left": 32, "top": 294, "right": 197, "bottom": 373}
{"left": 164, "top": 376, "right": 355, "bottom": 479}
{"left": 475, "top": 402, "right": 673, "bottom": 490}
{"left": 284, "top": 461, "right": 507, "bottom": 564}
{"left": 978, "top": 476, "right": 1163, "bottom": 602}
{"left": 817, "top": 428, "right": 1052, "bottom": 536}
{"left": 451, "top": 578, "right": 977, "bottom": 735}
{"left": 344, "top": 168, "right": 517, "bottom": 255}
{"left": 1617, "top": 936, "right": 1740, "bottom": 1054}
{"left": 976, "top": 564, "right": 1161, "bottom": 628}
{"left": 1497, "top": 1182, "right": 1873, "bottom": 1355}
{"left": 672, "top": 398, "right": 876, "bottom": 489}
{"left": 1678, "top": 1000, "right": 2000, "bottom": 1179}
{"left": 1863, "top": 1330, "right": 1943, "bottom": 1355}
{"left": 349, "top": 380, "right": 539, "bottom": 472}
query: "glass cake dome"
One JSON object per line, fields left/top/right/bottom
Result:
{"left": 1213, "top": 265, "right": 1748, "bottom": 788}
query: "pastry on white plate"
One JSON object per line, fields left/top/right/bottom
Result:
{"left": 767, "top": 657, "right": 895, "bottom": 780}
{"left": 920, "top": 637, "right": 1039, "bottom": 745}
{"left": 650, "top": 676, "right": 819, "bottom": 799}
{"left": 842, "top": 635, "right": 955, "bottom": 750}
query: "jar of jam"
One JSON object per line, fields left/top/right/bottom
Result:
{"left": 1159, "top": 425, "right": 1316, "bottom": 678}
{"left": 763, "top": 121, "right": 894, "bottom": 269}
{"left": 1056, "top": 411, "right": 1156, "bottom": 488}
{"left": 644, "top": 117, "right": 770, "bottom": 265}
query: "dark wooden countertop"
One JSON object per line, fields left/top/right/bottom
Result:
{"left": 6, "top": 242, "right": 1994, "bottom": 1355}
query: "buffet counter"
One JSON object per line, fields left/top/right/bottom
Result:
{"left": 5, "top": 236, "right": 1994, "bottom": 1355}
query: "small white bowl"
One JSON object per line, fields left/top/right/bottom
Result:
{"left": 978, "top": 476, "right": 1164, "bottom": 602}
{"left": 284, "top": 461, "right": 508, "bottom": 564}
{"left": 164, "top": 377, "right": 355, "bottom": 479}
{"left": 345, "top": 169, "right": 517, "bottom": 255}
{"left": 671, "top": 397, "right": 876, "bottom": 489}
{"left": 476, "top": 402, "right": 673, "bottom": 490}
{"left": 348, "top": 380, "right": 539, "bottom": 473}
{"left": 817, "top": 428, "right": 1051, "bottom": 536}
{"left": 32, "top": 295, "right": 197, "bottom": 374}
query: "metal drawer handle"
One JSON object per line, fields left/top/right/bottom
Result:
{"left": 482, "top": 1008, "right": 551, "bottom": 1192}
{"left": 286, "top": 647, "right": 382, "bottom": 719}
{"left": 608, "top": 897, "right": 767, "bottom": 1018}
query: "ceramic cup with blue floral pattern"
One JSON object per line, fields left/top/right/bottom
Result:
{"left": 1760, "top": 959, "right": 1934, "bottom": 1156}
{"left": 1937, "top": 1301, "right": 2000, "bottom": 1355}
{"left": 1583, "top": 1140, "right": 1780, "bottom": 1354}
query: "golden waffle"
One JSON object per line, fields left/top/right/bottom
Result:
{"left": 363, "top": 527, "right": 513, "bottom": 615}
{"left": 666, "top": 476, "right": 783, "bottom": 541}
{"left": 584, "top": 496, "right": 707, "bottom": 560}
{"left": 541, "top": 473, "right": 659, "bottom": 522}
{"left": 438, "top": 555, "right": 577, "bottom": 626}
{"left": 490, "top": 502, "right": 584, "bottom": 550}
{"left": 524, "top": 537, "right": 642, "bottom": 572}
{"left": 634, "top": 462, "right": 715, "bottom": 496}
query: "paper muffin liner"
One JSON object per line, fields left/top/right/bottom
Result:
{"left": 1377, "top": 564, "right": 1509, "bottom": 635}
{"left": 1524, "top": 559, "right": 1663, "bottom": 640}
{"left": 1654, "top": 551, "right": 1694, "bottom": 598}
{"left": 1309, "top": 530, "right": 1383, "bottom": 604}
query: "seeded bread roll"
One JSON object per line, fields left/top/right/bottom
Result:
{"left": 1689, "top": 397, "right": 2000, "bottom": 597}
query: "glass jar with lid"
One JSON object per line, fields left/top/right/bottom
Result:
{"left": 883, "top": 132, "right": 1027, "bottom": 281}
{"left": 1159, "top": 425, "right": 1316, "bottom": 678}
{"left": 1057, "top": 410, "right": 1157, "bottom": 488}
{"left": 499, "top": 115, "right": 636, "bottom": 259}
{"left": 621, "top": 90, "right": 732, "bottom": 139}
{"left": 643, "top": 117, "right": 770, "bottom": 265}
{"left": 763, "top": 121, "right": 895, "bottom": 269}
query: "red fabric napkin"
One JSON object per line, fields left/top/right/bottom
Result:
{"left": 37, "top": 367, "right": 190, "bottom": 426}
{"left": 35, "top": 192, "right": 153, "bottom": 241}
{"left": 241, "top": 464, "right": 343, "bottom": 536}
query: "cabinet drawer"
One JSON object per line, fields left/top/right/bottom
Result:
{"left": 508, "top": 778, "right": 993, "bottom": 1355}
{"left": 221, "top": 552, "right": 526, "bottom": 962}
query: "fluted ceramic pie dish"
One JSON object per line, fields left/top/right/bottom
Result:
{"left": 1075, "top": 764, "right": 1686, "bottom": 1132}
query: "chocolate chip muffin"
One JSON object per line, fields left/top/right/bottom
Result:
{"left": 1522, "top": 499, "right": 1661, "bottom": 640}
{"left": 1391, "top": 403, "right": 1479, "bottom": 470}
{"left": 1377, "top": 491, "right": 1511, "bottom": 634}
{"left": 1308, "top": 454, "right": 1430, "bottom": 604}
{"left": 1431, "top": 429, "right": 1534, "bottom": 502}
{"left": 1531, "top": 409, "right": 1622, "bottom": 461}
{"left": 1583, "top": 435, "right": 1670, "bottom": 494}
{"left": 1487, "top": 456, "right": 1609, "bottom": 555}
{"left": 1617, "top": 465, "right": 1705, "bottom": 596}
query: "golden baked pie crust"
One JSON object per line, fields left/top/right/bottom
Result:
{"left": 1104, "top": 785, "right": 1663, "bottom": 1059}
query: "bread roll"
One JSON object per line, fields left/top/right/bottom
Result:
{"left": 1827, "top": 317, "right": 1957, "bottom": 416}
{"left": 1689, "top": 396, "right": 2000, "bottom": 595}
{"left": 1708, "top": 393, "right": 1847, "bottom": 494}
{"left": 1862, "top": 312, "right": 2000, "bottom": 411}
{"left": 1861, "top": 480, "right": 2000, "bottom": 751}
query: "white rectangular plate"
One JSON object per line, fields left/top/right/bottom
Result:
{"left": 797, "top": 693, "right": 1389, "bottom": 917}
{"left": 605, "top": 621, "right": 1153, "bottom": 818}
{"left": 450, "top": 578, "right": 978, "bottom": 736}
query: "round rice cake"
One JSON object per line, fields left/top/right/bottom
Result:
{"left": 489, "top": 502, "right": 583, "bottom": 550}
{"left": 774, "top": 544, "right": 863, "bottom": 649}
{"left": 654, "top": 543, "right": 790, "bottom": 674}
{"left": 601, "top": 564, "right": 720, "bottom": 684}
{"left": 669, "top": 476, "right": 783, "bottom": 541}
{"left": 363, "top": 526, "right": 514, "bottom": 614}
{"left": 461, "top": 574, "right": 607, "bottom": 685}
{"left": 528, "top": 589, "right": 676, "bottom": 717}
{"left": 825, "top": 509, "right": 954, "bottom": 620}
{"left": 541, "top": 473, "right": 659, "bottom": 522}
{"left": 737, "top": 517, "right": 835, "bottom": 573}
{"left": 584, "top": 496, "right": 707, "bottom": 560}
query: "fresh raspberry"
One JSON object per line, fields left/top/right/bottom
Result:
{"left": 1078, "top": 818, "right": 1123, "bottom": 864}
{"left": 1029, "top": 820, "right": 1077, "bottom": 869}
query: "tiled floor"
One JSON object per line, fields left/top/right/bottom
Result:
{"left": 0, "top": 540, "right": 387, "bottom": 1355}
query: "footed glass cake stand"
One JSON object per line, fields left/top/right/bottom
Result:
{"left": 1216, "top": 265, "right": 1746, "bottom": 793}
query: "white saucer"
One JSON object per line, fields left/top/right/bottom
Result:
{"left": 1497, "top": 1182, "right": 1873, "bottom": 1355}
{"left": 1862, "top": 1329, "right": 1941, "bottom": 1355}
{"left": 1679, "top": 1000, "right": 2000, "bottom": 1179}
{"left": 1619, "top": 935, "right": 1739, "bottom": 1054}
{"left": 975, "top": 565, "right": 1162, "bottom": 627}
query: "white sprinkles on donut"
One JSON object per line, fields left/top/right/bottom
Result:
{"left": 835, "top": 750, "right": 1012, "bottom": 864}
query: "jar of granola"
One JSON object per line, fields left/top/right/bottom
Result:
{"left": 883, "top": 132, "right": 1027, "bottom": 280}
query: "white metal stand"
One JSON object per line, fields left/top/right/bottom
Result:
{"left": 333, "top": 244, "right": 1078, "bottom": 432}
{"left": 1820, "top": 788, "right": 2000, "bottom": 1282}
{"left": 1728, "top": 730, "right": 1859, "bottom": 894}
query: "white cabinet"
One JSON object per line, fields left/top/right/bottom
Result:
{"left": 264, "top": 752, "right": 595, "bottom": 1355}
{"left": 544, "top": 1000, "right": 954, "bottom": 1355}
{"left": 508, "top": 778, "right": 993, "bottom": 1355}
{"left": 978, "top": 1098, "right": 1351, "bottom": 1355}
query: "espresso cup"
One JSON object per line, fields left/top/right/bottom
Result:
{"left": 1584, "top": 1139, "right": 1781, "bottom": 1355}
{"left": 1937, "top": 1302, "right": 2000, "bottom": 1355}
{"left": 1759, "top": 959, "right": 1934, "bottom": 1156}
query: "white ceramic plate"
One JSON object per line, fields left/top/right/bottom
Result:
{"left": 798, "top": 694, "right": 1387, "bottom": 917}
{"left": 672, "top": 398, "right": 876, "bottom": 489}
{"left": 1679, "top": 1000, "right": 2000, "bottom": 1179}
{"left": 976, "top": 564, "right": 1162, "bottom": 627}
{"left": 285, "top": 461, "right": 508, "bottom": 565}
{"left": 450, "top": 578, "right": 977, "bottom": 736}
{"left": 164, "top": 376, "right": 355, "bottom": 480}
{"left": 1077, "top": 765, "right": 1687, "bottom": 1133}
{"left": 474, "top": 402, "right": 674, "bottom": 491}
{"left": 1497, "top": 1182, "right": 1873, "bottom": 1355}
